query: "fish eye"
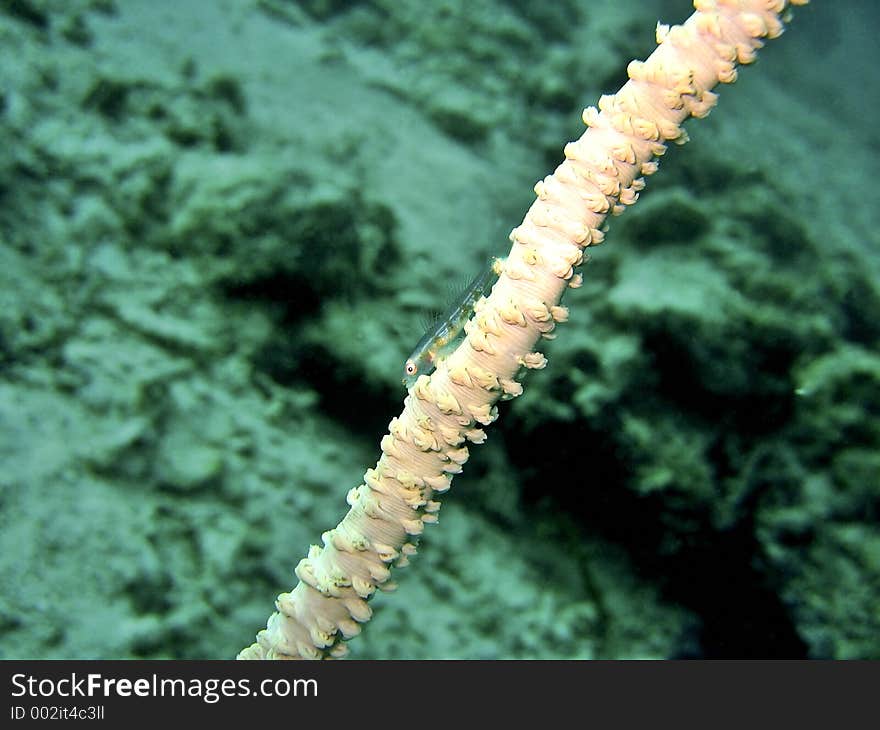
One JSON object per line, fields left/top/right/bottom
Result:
{"left": 405, "top": 360, "right": 417, "bottom": 375}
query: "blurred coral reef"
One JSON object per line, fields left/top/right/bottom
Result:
{"left": 0, "top": 0, "right": 877, "bottom": 658}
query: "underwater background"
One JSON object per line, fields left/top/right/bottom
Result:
{"left": 0, "top": 0, "right": 877, "bottom": 659}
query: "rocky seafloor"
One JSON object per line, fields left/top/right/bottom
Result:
{"left": 1, "top": 0, "right": 877, "bottom": 659}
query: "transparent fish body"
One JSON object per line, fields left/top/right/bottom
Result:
{"left": 403, "top": 258, "right": 502, "bottom": 388}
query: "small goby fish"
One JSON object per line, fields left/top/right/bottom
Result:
{"left": 403, "top": 257, "right": 503, "bottom": 388}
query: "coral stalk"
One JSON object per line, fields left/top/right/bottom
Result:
{"left": 239, "top": 0, "right": 808, "bottom": 660}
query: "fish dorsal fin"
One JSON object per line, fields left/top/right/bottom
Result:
{"left": 419, "top": 309, "right": 442, "bottom": 333}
